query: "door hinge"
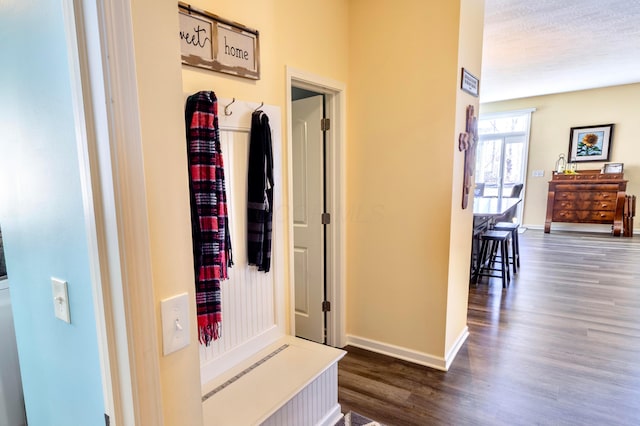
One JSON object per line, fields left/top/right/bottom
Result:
{"left": 321, "top": 212, "right": 331, "bottom": 225}
{"left": 321, "top": 118, "right": 330, "bottom": 131}
{"left": 322, "top": 300, "right": 331, "bottom": 312}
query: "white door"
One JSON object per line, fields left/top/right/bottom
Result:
{"left": 292, "top": 95, "right": 325, "bottom": 343}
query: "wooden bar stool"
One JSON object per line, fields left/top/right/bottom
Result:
{"left": 493, "top": 222, "right": 520, "bottom": 275}
{"left": 473, "top": 230, "right": 511, "bottom": 288}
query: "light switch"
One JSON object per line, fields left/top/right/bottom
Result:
{"left": 161, "top": 292, "right": 190, "bottom": 355}
{"left": 532, "top": 170, "right": 545, "bottom": 177}
{"left": 51, "top": 278, "right": 71, "bottom": 324}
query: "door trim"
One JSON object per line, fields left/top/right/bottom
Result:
{"left": 64, "top": 0, "right": 163, "bottom": 424}
{"left": 286, "top": 67, "right": 346, "bottom": 348}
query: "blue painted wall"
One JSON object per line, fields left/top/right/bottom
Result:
{"left": 0, "top": 1, "right": 105, "bottom": 425}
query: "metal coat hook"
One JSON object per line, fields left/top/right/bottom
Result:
{"left": 224, "top": 98, "right": 235, "bottom": 116}
{"left": 254, "top": 101, "right": 264, "bottom": 112}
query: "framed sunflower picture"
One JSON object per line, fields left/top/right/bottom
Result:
{"left": 568, "top": 123, "right": 614, "bottom": 162}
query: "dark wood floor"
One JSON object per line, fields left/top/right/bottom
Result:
{"left": 338, "top": 230, "right": 640, "bottom": 425}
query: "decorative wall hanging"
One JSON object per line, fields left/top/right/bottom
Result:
{"left": 178, "top": 2, "right": 260, "bottom": 80}
{"left": 459, "top": 105, "right": 478, "bottom": 209}
{"left": 460, "top": 68, "right": 479, "bottom": 97}
{"left": 568, "top": 123, "right": 614, "bottom": 163}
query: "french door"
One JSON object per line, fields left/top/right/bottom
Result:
{"left": 476, "top": 134, "right": 526, "bottom": 198}
{"left": 475, "top": 109, "right": 535, "bottom": 223}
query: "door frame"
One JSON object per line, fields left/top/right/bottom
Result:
{"left": 477, "top": 108, "right": 536, "bottom": 224}
{"left": 64, "top": 0, "right": 163, "bottom": 424}
{"left": 286, "top": 67, "right": 346, "bottom": 347}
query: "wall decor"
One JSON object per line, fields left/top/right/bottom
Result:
{"left": 178, "top": 2, "right": 260, "bottom": 79}
{"left": 603, "top": 162, "right": 624, "bottom": 174}
{"left": 459, "top": 105, "right": 478, "bottom": 209}
{"left": 568, "top": 123, "right": 614, "bottom": 162}
{"left": 460, "top": 68, "right": 479, "bottom": 97}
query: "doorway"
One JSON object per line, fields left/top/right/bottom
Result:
{"left": 291, "top": 91, "right": 326, "bottom": 343}
{"left": 476, "top": 109, "right": 535, "bottom": 223}
{"left": 287, "top": 68, "right": 346, "bottom": 347}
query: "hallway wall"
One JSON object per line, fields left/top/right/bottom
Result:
{"left": 0, "top": 1, "right": 105, "bottom": 424}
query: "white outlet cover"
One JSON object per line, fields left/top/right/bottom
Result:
{"left": 51, "top": 278, "right": 71, "bottom": 324}
{"left": 161, "top": 292, "right": 190, "bottom": 355}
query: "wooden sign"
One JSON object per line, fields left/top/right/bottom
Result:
{"left": 178, "top": 2, "right": 260, "bottom": 80}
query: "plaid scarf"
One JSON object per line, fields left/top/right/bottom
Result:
{"left": 247, "top": 110, "right": 274, "bottom": 272}
{"left": 185, "top": 91, "right": 233, "bottom": 345}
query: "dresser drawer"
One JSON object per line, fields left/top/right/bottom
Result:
{"left": 554, "top": 200, "right": 615, "bottom": 211}
{"left": 555, "top": 191, "right": 617, "bottom": 201}
{"left": 552, "top": 210, "right": 615, "bottom": 222}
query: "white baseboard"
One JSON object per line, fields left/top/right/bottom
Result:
{"left": 525, "top": 223, "right": 613, "bottom": 233}
{"left": 318, "top": 403, "right": 343, "bottom": 426}
{"left": 444, "top": 326, "right": 469, "bottom": 370}
{"left": 345, "top": 335, "right": 445, "bottom": 371}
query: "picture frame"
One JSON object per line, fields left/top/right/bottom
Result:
{"left": 568, "top": 123, "right": 614, "bottom": 162}
{"left": 460, "top": 68, "right": 479, "bottom": 97}
{"left": 603, "top": 162, "right": 623, "bottom": 174}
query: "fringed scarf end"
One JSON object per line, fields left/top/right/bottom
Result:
{"left": 198, "top": 321, "right": 222, "bottom": 346}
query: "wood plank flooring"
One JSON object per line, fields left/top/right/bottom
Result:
{"left": 338, "top": 230, "right": 640, "bottom": 425}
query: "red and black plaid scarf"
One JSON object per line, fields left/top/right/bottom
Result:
{"left": 185, "top": 91, "right": 233, "bottom": 345}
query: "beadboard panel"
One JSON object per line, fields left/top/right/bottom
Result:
{"left": 198, "top": 99, "right": 285, "bottom": 385}
{"left": 262, "top": 363, "right": 342, "bottom": 426}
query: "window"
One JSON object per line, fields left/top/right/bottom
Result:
{"left": 476, "top": 108, "right": 535, "bottom": 222}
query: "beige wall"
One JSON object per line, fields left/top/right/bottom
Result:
{"left": 347, "top": 0, "right": 482, "bottom": 358}
{"left": 130, "top": 0, "right": 349, "bottom": 424}
{"left": 481, "top": 83, "right": 640, "bottom": 230}
{"left": 446, "top": 0, "right": 485, "bottom": 355}
{"left": 130, "top": 0, "right": 203, "bottom": 424}
{"left": 182, "top": 0, "right": 350, "bottom": 330}
{"left": 127, "top": 0, "right": 484, "bottom": 422}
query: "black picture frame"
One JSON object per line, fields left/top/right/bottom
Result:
{"left": 568, "top": 123, "right": 614, "bottom": 162}
{"left": 460, "top": 68, "right": 479, "bottom": 97}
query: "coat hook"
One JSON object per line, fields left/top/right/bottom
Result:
{"left": 224, "top": 98, "right": 235, "bottom": 116}
{"left": 254, "top": 101, "right": 264, "bottom": 112}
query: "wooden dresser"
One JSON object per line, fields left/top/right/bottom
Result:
{"left": 545, "top": 170, "right": 627, "bottom": 236}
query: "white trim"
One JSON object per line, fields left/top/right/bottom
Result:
{"left": 525, "top": 223, "right": 615, "bottom": 233}
{"left": 479, "top": 107, "right": 536, "bottom": 120}
{"left": 444, "top": 326, "right": 469, "bottom": 370}
{"left": 286, "top": 67, "right": 347, "bottom": 348}
{"left": 478, "top": 108, "right": 536, "bottom": 224}
{"left": 346, "top": 335, "right": 450, "bottom": 372}
{"left": 89, "top": 0, "right": 163, "bottom": 423}
{"left": 61, "top": 0, "right": 116, "bottom": 421}
{"left": 317, "top": 404, "right": 343, "bottom": 426}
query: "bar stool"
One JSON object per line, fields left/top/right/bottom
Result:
{"left": 473, "top": 230, "right": 511, "bottom": 288}
{"left": 493, "top": 222, "right": 520, "bottom": 275}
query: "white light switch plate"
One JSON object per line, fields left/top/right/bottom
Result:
{"left": 51, "top": 278, "right": 71, "bottom": 323}
{"left": 161, "top": 292, "right": 190, "bottom": 355}
{"left": 532, "top": 169, "right": 545, "bottom": 177}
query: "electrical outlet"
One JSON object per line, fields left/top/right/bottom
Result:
{"left": 161, "top": 293, "right": 190, "bottom": 355}
{"left": 51, "top": 278, "right": 71, "bottom": 323}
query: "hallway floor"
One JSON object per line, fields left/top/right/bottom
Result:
{"left": 338, "top": 230, "right": 640, "bottom": 425}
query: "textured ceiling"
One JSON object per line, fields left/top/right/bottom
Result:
{"left": 481, "top": 0, "right": 640, "bottom": 102}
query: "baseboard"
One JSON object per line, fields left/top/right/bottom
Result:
{"left": 346, "top": 335, "right": 449, "bottom": 371}
{"left": 525, "top": 223, "right": 622, "bottom": 233}
{"left": 444, "top": 326, "right": 469, "bottom": 370}
{"left": 318, "top": 403, "right": 343, "bottom": 426}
